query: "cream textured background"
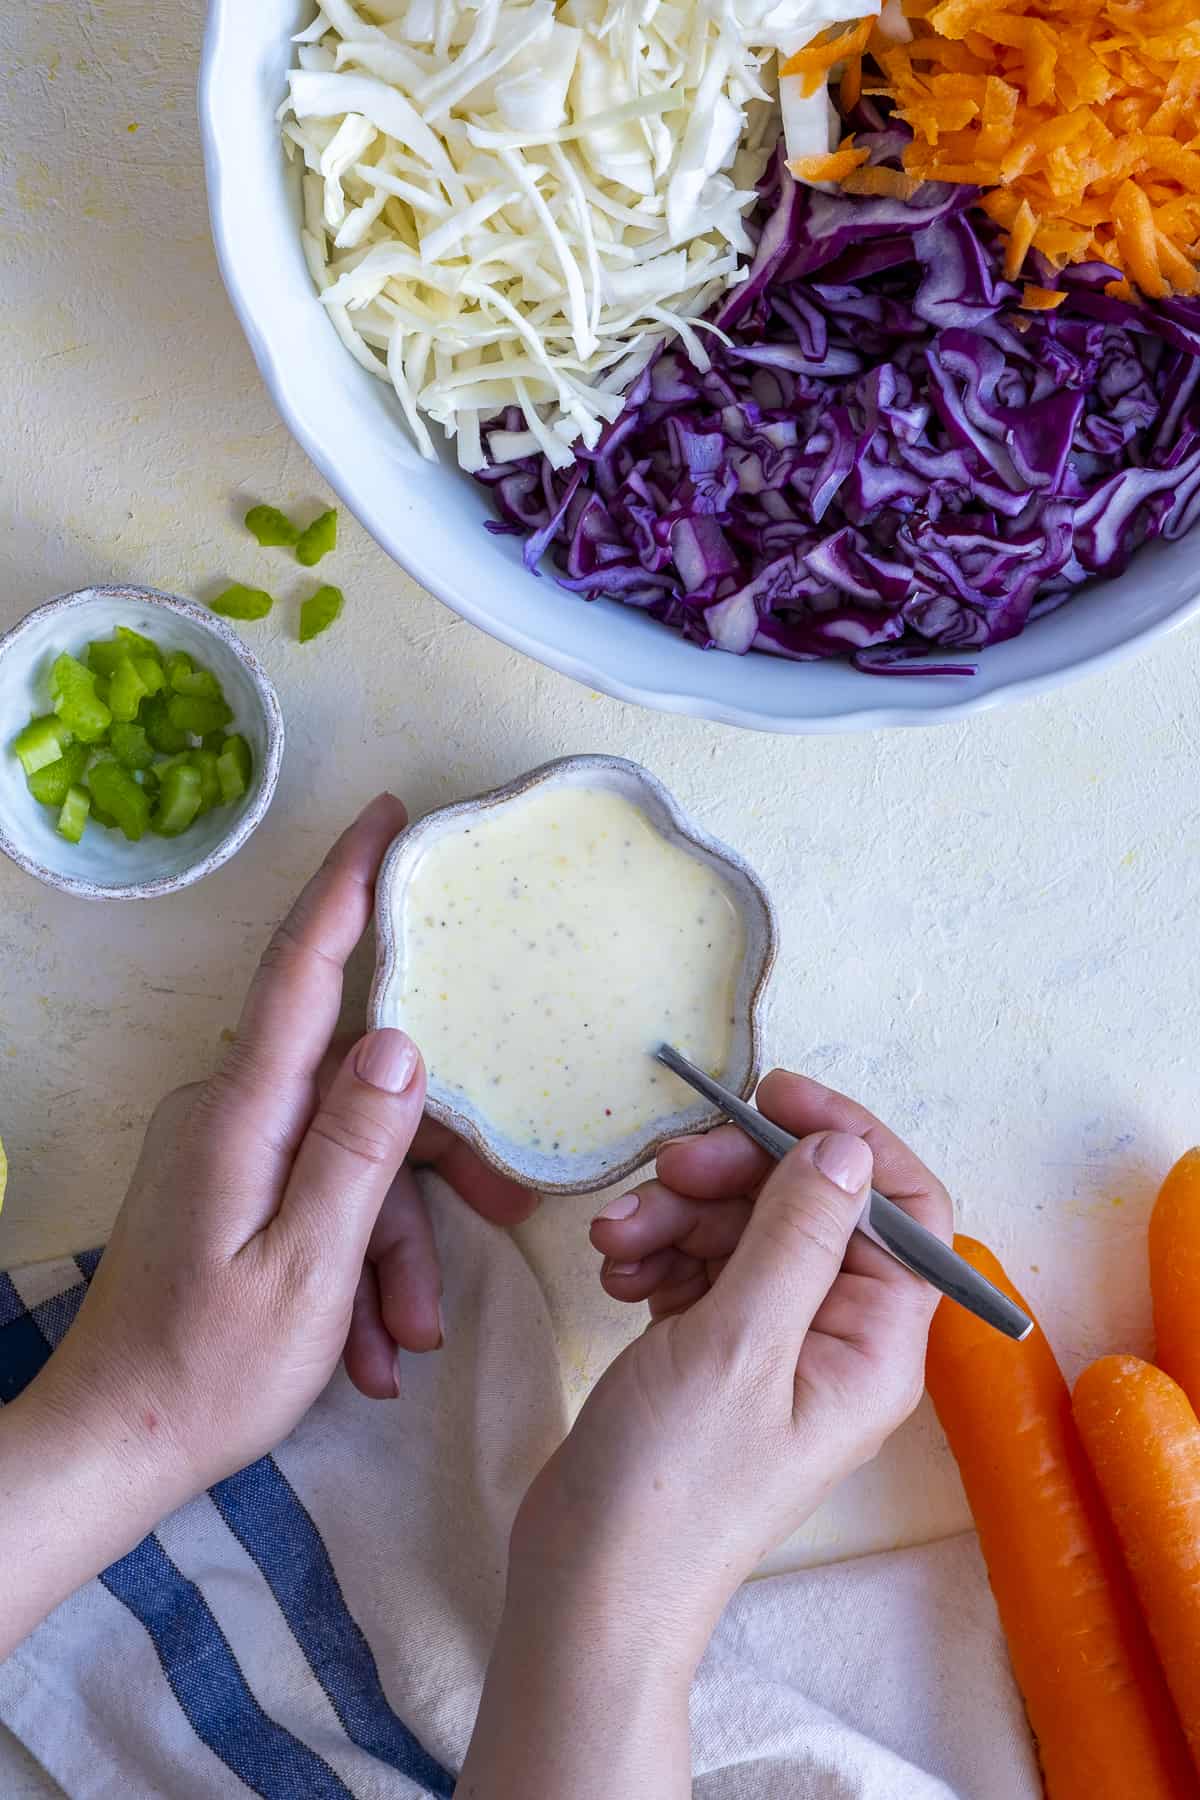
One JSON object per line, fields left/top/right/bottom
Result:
{"left": 3, "top": 13, "right": 1200, "bottom": 1786}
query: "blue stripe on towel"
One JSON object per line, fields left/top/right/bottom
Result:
{"left": 101, "top": 1536, "right": 357, "bottom": 1800}
{"left": 0, "top": 1309, "right": 52, "bottom": 1402}
{"left": 211, "top": 1459, "right": 455, "bottom": 1796}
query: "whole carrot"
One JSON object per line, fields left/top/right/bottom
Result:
{"left": 926, "top": 1236, "right": 1195, "bottom": 1799}
{"left": 1150, "top": 1147, "right": 1200, "bottom": 1411}
{"left": 1074, "top": 1355, "right": 1200, "bottom": 1772}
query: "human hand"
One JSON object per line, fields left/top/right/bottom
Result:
{"left": 459, "top": 1074, "right": 950, "bottom": 1799}
{"left": 528, "top": 1072, "right": 952, "bottom": 1660}
{"left": 28, "top": 794, "right": 535, "bottom": 1512}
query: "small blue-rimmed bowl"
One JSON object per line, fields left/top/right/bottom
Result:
{"left": 0, "top": 584, "right": 284, "bottom": 901}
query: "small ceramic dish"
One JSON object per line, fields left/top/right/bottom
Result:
{"left": 0, "top": 585, "right": 284, "bottom": 901}
{"left": 371, "top": 754, "right": 777, "bottom": 1194}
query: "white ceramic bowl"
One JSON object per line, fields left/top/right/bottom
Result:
{"left": 0, "top": 585, "right": 284, "bottom": 900}
{"left": 370, "top": 756, "right": 777, "bottom": 1194}
{"left": 200, "top": 2, "right": 1200, "bottom": 733}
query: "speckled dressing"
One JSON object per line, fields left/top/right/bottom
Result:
{"left": 398, "top": 784, "right": 745, "bottom": 1155}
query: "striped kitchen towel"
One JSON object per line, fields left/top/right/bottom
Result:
{"left": 0, "top": 1179, "right": 1038, "bottom": 1800}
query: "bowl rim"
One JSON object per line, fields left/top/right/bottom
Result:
{"left": 198, "top": 1, "right": 1200, "bottom": 735}
{"left": 0, "top": 584, "right": 285, "bottom": 901}
{"left": 369, "top": 754, "right": 778, "bottom": 1194}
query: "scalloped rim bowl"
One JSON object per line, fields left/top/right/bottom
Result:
{"left": 201, "top": 1, "right": 1200, "bottom": 733}
{"left": 370, "top": 755, "right": 778, "bottom": 1194}
{"left": 0, "top": 586, "right": 284, "bottom": 901}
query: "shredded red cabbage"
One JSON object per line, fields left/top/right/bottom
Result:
{"left": 475, "top": 139, "right": 1200, "bottom": 674}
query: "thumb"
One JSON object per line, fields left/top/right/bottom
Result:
{"left": 701, "top": 1131, "right": 873, "bottom": 1353}
{"left": 276, "top": 1030, "right": 428, "bottom": 1258}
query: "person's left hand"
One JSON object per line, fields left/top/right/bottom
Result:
{"left": 34, "top": 793, "right": 536, "bottom": 1511}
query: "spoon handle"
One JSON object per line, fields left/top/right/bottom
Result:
{"left": 654, "top": 1044, "right": 1032, "bottom": 1344}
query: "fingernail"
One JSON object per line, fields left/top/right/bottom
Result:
{"left": 356, "top": 1030, "right": 419, "bottom": 1094}
{"left": 812, "top": 1131, "right": 873, "bottom": 1194}
{"left": 595, "top": 1191, "right": 639, "bottom": 1222}
{"left": 392, "top": 1351, "right": 403, "bottom": 1399}
{"left": 607, "top": 1261, "right": 641, "bottom": 1276}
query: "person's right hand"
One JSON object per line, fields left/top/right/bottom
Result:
{"left": 529, "top": 1072, "right": 953, "bottom": 1659}
{"left": 459, "top": 1073, "right": 953, "bottom": 1799}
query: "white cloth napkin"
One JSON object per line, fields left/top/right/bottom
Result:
{"left": 0, "top": 1178, "right": 1040, "bottom": 1799}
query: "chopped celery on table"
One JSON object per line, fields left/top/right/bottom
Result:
{"left": 153, "top": 763, "right": 204, "bottom": 837}
{"left": 9, "top": 626, "right": 254, "bottom": 852}
{"left": 245, "top": 504, "right": 300, "bottom": 548}
{"left": 299, "top": 584, "right": 344, "bottom": 644}
{"left": 57, "top": 785, "right": 91, "bottom": 844}
{"left": 295, "top": 508, "right": 337, "bottom": 567}
{"left": 210, "top": 584, "right": 273, "bottom": 621}
{"left": 13, "top": 715, "right": 71, "bottom": 776}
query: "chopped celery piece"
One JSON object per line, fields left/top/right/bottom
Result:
{"left": 57, "top": 785, "right": 90, "bottom": 844}
{"left": 109, "top": 721, "right": 154, "bottom": 771}
{"left": 141, "top": 696, "right": 192, "bottom": 754}
{"left": 295, "top": 508, "right": 337, "bottom": 567}
{"left": 87, "top": 639, "right": 127, "bottom": 678}
{"left": 153, "top": 763, "right": 203, "bottom": 837}
{"left": 134, "top": 655, "right": 166, "bottom": 697}
{"left": 191, "top": 749, "right": 221, "bottom": 813}
{"left": 163, "top": 650, "right": 193, "bottom": 689}
{"left": 166, "top": 693, "right": 233, "bottom": 736}
{"left": 27, "top": 743, "right": 90, "bottom": 807}
{"left": 217, "top": 734, "right": 252, "bottom": 804}
{"left": 172, "top": 666, "right": 223, "bottom": 701}
{"left": 201, "top": 730, "right": 226, "bottom": 752}
{"left": 245, "top": 504, "right": 300, "bottom": 548}
{"left": 13, "top": 715, "right": 71, "bottom": 776}
{"left": 211, "top": 584, "right": 273, "bottom": 622}
{"left": 50, "top": 653, "right": 111, "bottom": 743}
{"left": 90, "top": 802, "right": 119, "bottom": 829}
{"left": 108, "top": 656, "right": 150, "bottom": 723}
{"left": 137, "top": 766, "right": 160, "bottom": 801}
{"left": 86, "top": 759, "right": 151, "bottom": 841}
{"left": 116, "top": 626, "right": 159, "bottom": 658}
{"left": 299, "top": 584, "right": 344, "bottom": 644}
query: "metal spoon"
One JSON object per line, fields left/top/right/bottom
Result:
{"left": 654, "top": 1044, "right": 1032, "bottom": 1343}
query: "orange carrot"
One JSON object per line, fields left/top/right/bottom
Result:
{"left": 1150, "top": 1148, "right": 1200, "bottom": 1412}
{"left": 787, "top": 139, "right": 870, "bottom": 184}
{"left": 780, "top": 19, "right": 872, "bottom": 95}
{"left": 857, "top": 0, "right": 1200, "bottom": 296}
{"left": 1074, "top": 1355, "right": 1200, "bottom": 1773}
{"left": 1003, "top": 198, "right": 1039, "bottom": 280}
{"left": 1021, "top": 283, "right": 1069, "bottom": 309}
{"left": 926, "top": 1236, "right": 1196, "bottom": 1798}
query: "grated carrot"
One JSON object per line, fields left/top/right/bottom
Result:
{"left": 1004, "top": 197, "right": 1039, "bottom": 278}
{"left": 788, "top": 137, "right": 872, "bottom": 183}
{"left": 781, "top": 19, "right": 874, "bottom": 96}
{"left": 862, "top": 0, "right": 1200, "bottom": 298}
{"left": 1022, "top": 282, "right": 1069, "bottom": 307}
{"left": 839, "top": 52, "right": 864, "bottom": 114}
{"left": 842, "top": 163, "right": 925, "bottom": 199}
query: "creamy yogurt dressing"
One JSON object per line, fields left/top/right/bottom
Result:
{"left": 398, "top": 783, "right": 746, "bottom": 1155}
